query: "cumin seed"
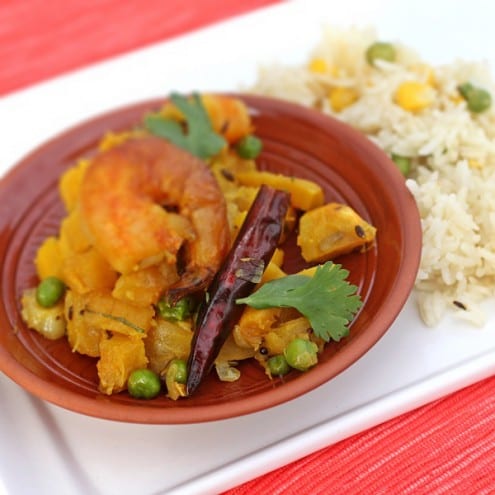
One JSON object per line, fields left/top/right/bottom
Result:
{"left": 355, "top": 225, "right": 366, "bottom": 238}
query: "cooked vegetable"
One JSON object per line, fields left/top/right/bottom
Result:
{"left": 21, "top": 289, "right": 66, "bottom": 340}
{"left": 215, "top": 362, "right": 241, "bottom": 382}
{"left": 308, "top": 57, "right": 329, "bottom": 74}
{"left": 35, "top": 236, "right": 63, "bottom": 280}
{"left": 65, "top": 290, "right": 102, "bottom": 357}
{"left": 127, "top": 368, "right": 161, "bottom": 399}
{"left": 186, "top": 185, "right": 290, "bottom": 395}
{"left": 62, "top": 248, "right": 118, "bottom": 294}
{"left": 267, "top": 354, "right": 290, "bottom": 376}
{"left": 144, "top": 92, "right": 226, "bottom": 159}
{"left": 145, "top": 319, "right": 192, "bottom": 376}
{"left": 58, "top": 158, "right": 91, "bottom": 212}
{"left": 36, "top": 276, "right": 66, "bottom": 308}
{"left": 237, "top": 262, "right": 362, "bottom": 343}
{"left": 197, "top": 94, "right": 253, "bottom": 144}
{"left": 165, "top": 359, "right": 188, "bottom": 400}
{"left": 59, "top": 208, "right": 92, "bottom": 256}
{"left": 236, "top": 170, "right": 324, "bottom": 210}
{"left": 112, "top": 262, "right": 179, "bottom": 307}
{"left": 395, "top": 81, "right": 434, "bottom": 112}
{"left": 168, "top": 359, "right": 188, "bottom": 384}
{"left": 157, "top": 296, "right": 195, "bottom": 321}
{"left": 67, "top": 291, "right": 154, "bottom": 338}
{"left": 97, "top": 333, "right": 148, "bottom": 395}
{"left": 214, "top": 333, "right": 255, "bottom": 381}
{"left": 458, "top": 82, "right": 492, "bottom": 113}
{"left": 236, "top": 135, "right": 263, "bottom": 159}
{"left": 329, "top": 87, "right": 359, "bottom": 112}
{"left": 284, "top": 338, "right": 318, "bottom": 371}
{"left": 257, "top": 316, "right": 311, "bottom": 355}
{"left": 297, "top": 203, "right": 376, "bottom": 262}
{"left": 391, "top": 153, "right": 411, "bottom": 176}
{"left": 365, "top": 41, "right": 396, "bottom": 66}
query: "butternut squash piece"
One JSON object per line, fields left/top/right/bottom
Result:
{"left": 224, "top": 184, "right": 259, "bottom": 212}
{"left": 98, "top": 129, "right": 145, "bottom": 152}
{"left": 35, "top": 236, "right": 63, "bottom": 280}
{"left": 201, "top": 94, "right": 253, "bottom": 143}
{"left": 97, "top": 333, "right": 148, "bottom": 395}
{"left": 62, "top": 248, "right": 118, "bottom": 294}
{"left": 260, "top": 260, "right": 286, "bottom": 284}
{"left": 270, "top": 248, "right": 285, "bottom": 268}
{"left": 82, "top": 291, "right": 154, "bottom": 336}
{"left": 297, "top": 203, "right": 376, "bottom": 262}
{"left": 58, "top": 207, "right": 92, "bottom": 257}
{"left": 236, "top": 170, "right": 324, "bottom": 211}
{"left": 112, "top": 262, "right": 179, "bottom": 307}
{"left": 58, "top": 159, "right": 90, "bottom": 212}
{"left": 65, "top": 290, "right": 101, "bottom": 357}
{"left": 263, "top": 317, "right": 312, "bottom": 355}
{"left": 210, "top": 152, "right": 257, "bottom": 197}
{"left": 233, "top": 306, "right": 282, "bottom": 349}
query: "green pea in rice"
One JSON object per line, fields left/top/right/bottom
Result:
{"left": 250, "top": 26, "right": 495, "bottom": 327}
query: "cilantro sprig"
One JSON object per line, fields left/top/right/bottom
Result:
{"left": 144, "top": 92, "right": 226, "bottom": 159}
{"left": 236, "top": 262, "right": 362, "bottom": 342}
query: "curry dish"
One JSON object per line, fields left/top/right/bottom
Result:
{"left": 20, "top": 93, "right": 376, "bottom": 400}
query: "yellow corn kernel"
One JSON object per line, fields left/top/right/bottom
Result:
{"left": 395, "top": 81, "right": 434, "bottom": 112}
{"left": 308, "top": 58, "right": 328, "bottom": 74}
{"left": 468, "top": 159, "right": 483, "bottom": 169}
{"left": 329, "top": 87, "right": 359, "bottom": 112}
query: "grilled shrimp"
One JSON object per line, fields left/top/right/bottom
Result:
{"left": 80, "top": 136, "right": 230, "bottom": 300}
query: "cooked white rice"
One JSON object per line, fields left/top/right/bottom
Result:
{"left": 250, "top": 26, "right": 495, "bottom": 327}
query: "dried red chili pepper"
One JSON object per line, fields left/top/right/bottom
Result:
{"left": 186, "top": 185, "right": 290, "bottom": 395}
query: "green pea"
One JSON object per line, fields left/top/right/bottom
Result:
{"left": 391, "top": 153, "right": 411, "bottom": 176}
{"left": 36, "top": 277, "right": 66, "bottom": 308}
{"left": 284, "top": 338, "right": 318, "bottom": 371}
{"left": 365, "top": 41, "right": 396, "bottom": 66}
{"left": 236, "top": 135, "right": 263, "bottom": 159}
{"left": 127, "top": 369, "right": 161, "bottom": 399}
{"left": 267, "top": 355, "right": 290, "bottom": 376}
{"left": 458, "top": 82, "right": 491, "bottom": 113}
{"left": 157, "top": 296, "right": 194, "bottom": 321}
{"left": 168, "top": 359, "right": 188, "bottom": 384}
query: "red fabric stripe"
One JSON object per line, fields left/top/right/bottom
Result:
{"left": 0, "top": 0, "right": 280, "bottom": 95}
{"left": 224, "top": 375, "right": 495, "bottom": 494}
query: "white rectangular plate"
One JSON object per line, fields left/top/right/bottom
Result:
{"left": 1, "top": 1, "right": 495, "bottom": 494}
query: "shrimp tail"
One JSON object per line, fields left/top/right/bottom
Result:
{"left": 166, "top": 267, "right": 214, "bottom": 304}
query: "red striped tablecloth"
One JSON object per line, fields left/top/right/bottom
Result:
{"left": 2, "top": 1, "right": 495, "bottom": 493}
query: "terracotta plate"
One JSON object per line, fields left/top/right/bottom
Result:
{"left": 0, "top": 94, "right": 422, "bottom": 424}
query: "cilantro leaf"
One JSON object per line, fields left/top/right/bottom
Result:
{"left": 144, "top": 92, "right": 226, "bottom": 159}
{"left": 236, "top": 262, "right": 362, "bottom": 342}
